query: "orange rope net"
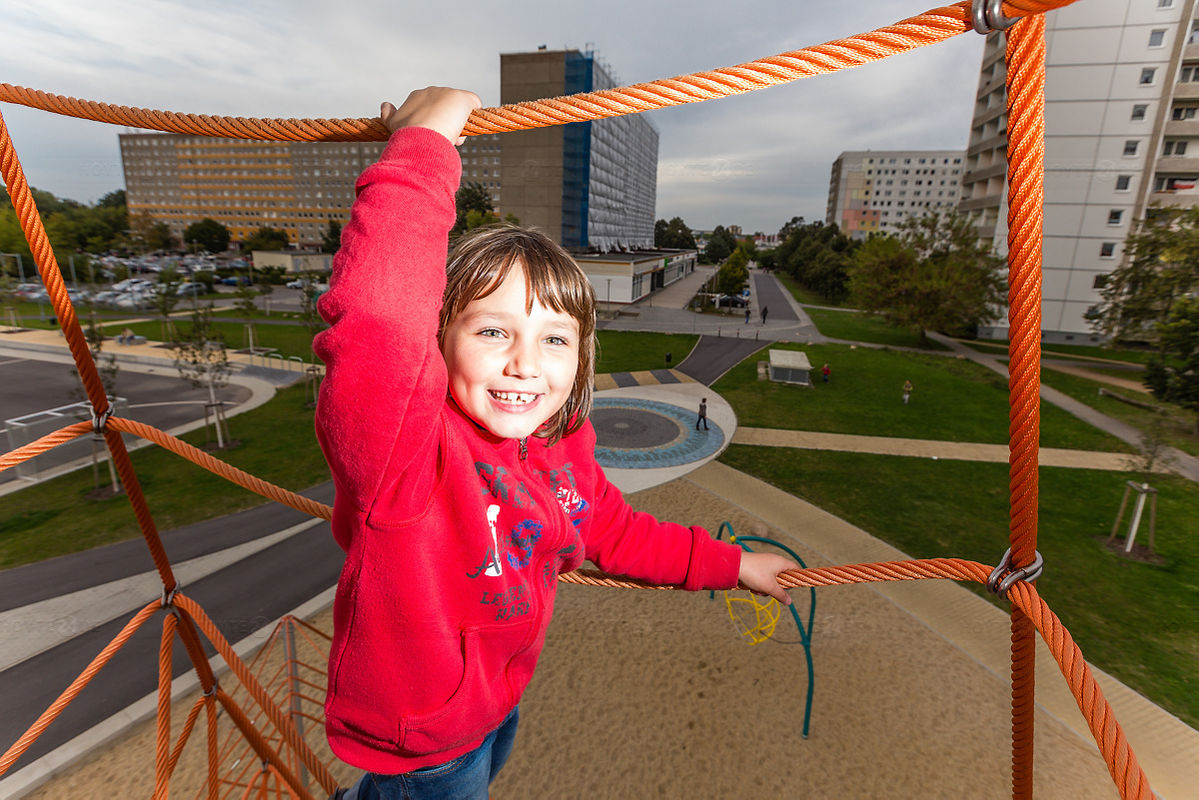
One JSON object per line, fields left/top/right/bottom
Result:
{"left": 0, "top": 0, "right": 1155, "bottom": 797}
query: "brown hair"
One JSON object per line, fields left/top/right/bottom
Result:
{"left": 440, "top": 224, "right": 596, "bottom": 444}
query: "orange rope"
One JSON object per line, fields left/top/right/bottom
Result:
{"left": 154, "top": 612, "right": 178, "bottom": 799}
{"left": 0, "top": 419, "right": 91, "bottom": 473}
{"left": 0, "top": 1, "right": 1160, "bottom": 797}
{"left": 0, "top": 601, "right": 159, "bottom": 774}
{"left": 175, "top": 595, "right": 338, "bottom": 795}
{"left": 108, "top": 417, "right": 333, "bottom": 520}
{"left": 0, "top": 1, "right": 1079, "bottom": 142}
{"left": 1004, "top": 14, "right": 1047, "bottom": 798}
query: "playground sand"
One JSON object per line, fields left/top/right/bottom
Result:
{"left": 25, "top": 476, "right": 1119, "bottom": 799}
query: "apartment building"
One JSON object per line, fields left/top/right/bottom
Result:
{"left": 120, "top": 132, "right": 501, "bottom": 251}
{"left": 826, "top": 150, "right": 966, "bottom": 240}
{"left": 961, "top": 0, "right": 1199, "bottom": 341}
{"left": 120, "top": 135, "right": 386, "bottom": 250}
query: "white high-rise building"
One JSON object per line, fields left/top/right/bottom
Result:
{"left": 827, "top": 150, "right": 965, "bottom": 240}
{"left": 961, "top": 0, "right": 1199, "bottom": 342}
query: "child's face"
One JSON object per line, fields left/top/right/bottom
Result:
{"left": 442, "top": 264, "right": 580, "bottom": 440}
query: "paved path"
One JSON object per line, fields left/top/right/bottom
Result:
{"left": 928, "top": 331, "right": 1199, "bottom": 482}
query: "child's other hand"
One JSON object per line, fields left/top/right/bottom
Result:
{"left": 380, "top": 88, "right": 482, "bottom": 145}
{"left": 738, "top": 551, "right": 798, "bottom": 606}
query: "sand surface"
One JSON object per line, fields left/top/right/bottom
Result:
{"left": 26, "top": 477, "right": 1120, "bottom": 799}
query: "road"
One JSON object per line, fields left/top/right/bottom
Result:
{"left": 0, "top": 356, "right": 249, "bottom": 486}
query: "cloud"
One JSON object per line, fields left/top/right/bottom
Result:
{"left": 0, "top": 0, "right": 986, "bottom": 230}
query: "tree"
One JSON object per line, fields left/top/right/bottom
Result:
{"left": 299, "top": 279, "right": 326, "bottom": 406}
{"left": 128, "top": 213, "right": 175, "bottom": 253}
{"left": 703, "top": 225, "right": 737, "bottom": 264}
{"left": 1144, "top": 295, "right": 1199, "bottom": 431}
{"left": 848, "top": 211, "right": 1005, "bottom": 341}
{"left": 242, "top": 225, "right": 290, "bottom": 253}
{"left": 97, "top": 189, "right": 126, "bottom": 208}
{"left": 321, "top": 219, "right": 343, "bottom": 254}
{"left": 773, "top": 219, "right": 856, "bottom": 303}
{"left": 1092, "top": 205, "right": 1199, "bottom": 344}
{"left": 173, "top": 304, "right": 233, "bottom": 449}
{"left": 452, "top": 182, "right": 494, "bottom": 236}
{"left": 716, "top": 248, "right": 749, "bottom": 297}
{"left": 655, "top": 217, "right": 697, "bottom": 250}
{"left": 151, "top": 268, "right": 183, "bottom": 343}
{"left": 184, "top": 218, "right": 231, "bottom": 254}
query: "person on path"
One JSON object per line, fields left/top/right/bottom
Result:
{"left": 903, "top": 379, "right": 913, "bottom": 405}
{"left": 745, "top": 307, "right": 750, "bottom": 324}
{"left": 822, "top": 363, "right": 831, "bottom": 383}
{"left": 760, "top": 305, "right": 768, "bottom": 324}
{"left": 314, "top": 88, "right": 796, "bottom": 800}
{"left": 696, "top": 397, "right": 709, "bottom": 431}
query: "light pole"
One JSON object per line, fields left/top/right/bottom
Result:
{"left": 605, "top": 278, "right": 611, "bottom": 314}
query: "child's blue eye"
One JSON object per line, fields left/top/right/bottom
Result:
{"left": 479, "top": 328, "right": 503, "bottom": 338}
{"left": 545, "top": 335, "right": 569, "bottom": 346}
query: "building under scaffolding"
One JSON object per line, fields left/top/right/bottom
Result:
{"left": 500, "top": 48, "right": 659, "bottom": 250}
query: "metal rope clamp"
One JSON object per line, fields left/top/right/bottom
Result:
{"left": 91, "top": 404, "right": 112, "bottom": 435}
{"left": 986, "top": 547, "right": 1044, "bottom": 599}
{"left": 161, "top": 583, "right": 182, "bottom": 611}
{"left": 972, "top": 0, "right": 1018, "bottom": 34}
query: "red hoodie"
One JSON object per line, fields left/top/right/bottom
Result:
{"left": 314, "top": 126, "right": 741, "bottom": 774}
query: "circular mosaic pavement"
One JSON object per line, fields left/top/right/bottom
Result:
{"left": 590, "top": 397, "right": 724, "bottom": 470}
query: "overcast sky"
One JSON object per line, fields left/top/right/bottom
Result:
{"left": 0, "top": 0, "right": 985, "bottom": 235}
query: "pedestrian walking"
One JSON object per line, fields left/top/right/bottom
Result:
{"left": 745, "top": 307, "right": 751, "bottom": 324}
{"left": 822, "top": 363, "right": 831, "bottom": 383}
{"left": 903, "top": 379, "right": 913, "bottom": 404}
{"left": 760, "top": 306, "right": 769, "bottom": 324}
{"left": 696, "top": 397, "right": 709, "bottom": 431}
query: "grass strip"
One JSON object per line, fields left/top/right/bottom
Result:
{"left": 714, "top": 342, "right": 1133, "bottom": 452}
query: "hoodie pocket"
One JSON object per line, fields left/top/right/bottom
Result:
{"left": 398, "top": 621, "right": 530, "bottom": 755}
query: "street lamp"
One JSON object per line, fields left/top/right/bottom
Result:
{"left": 605, "top": 278, "right": 611, "bottom": 313}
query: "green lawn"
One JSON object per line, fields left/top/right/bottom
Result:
{"left": 103, "top": 318, "right": 321, "bottom": 362}
{"left": 1040, "top": 368, "right": 1199, "bottom": 458}
{"left": 0, "top": 384, "right": 330, "bottom": 569}
{"left": 718, "top": 445, "right": 1199, "bottom": 729}
{"left": 596, "top": 331, "right": 698, "bottom": 374}
{"left": 775, "top": 272, "right": 841, "bottom": 307}
{"left": 713, "top": 342, "right": 1133, "bottom": 452}
{"left": 805, "top": 307, "right": 950, "bottom": 351}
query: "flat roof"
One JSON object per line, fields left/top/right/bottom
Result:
{"left": 769, "top": 349, "right": 812, "bottom": 370}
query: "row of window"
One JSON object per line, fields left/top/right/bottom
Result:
{"left": 864, "top": 157, "right": 963, "bottom": 165}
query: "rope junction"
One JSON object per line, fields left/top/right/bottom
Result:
{"left": 0, "top": 0, "right": 1156, "bottom": 796}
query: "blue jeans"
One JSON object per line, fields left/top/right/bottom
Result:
{"left": 339, "top": 707, "right": 519, "bottom": 800}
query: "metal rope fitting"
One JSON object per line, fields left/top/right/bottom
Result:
{"left": 203, "top": 681, "right": 219, "bottom": 698}
{"left": 90, "top": 403, "right": 112, "bottom": 435}
{"left": 986, "top": 547, "right": 1044, "bottom": 599}
{"left": 161, "top": 583, "right": 181, "bottom": 609}
{"left": 972, "top": 0, "right": 1018, "bottom": 34}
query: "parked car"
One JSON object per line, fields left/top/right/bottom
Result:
{"left": 715, "top": 294, "right": 748, "bottom": 308}
{"left": 286, "top": 277, "right": 329, "bottom": 292}
{"left": 175, "top": 281, "right": 206, "bottom": 297}
{"left": 220, "top": 275, "right": 251, "bottom": 286}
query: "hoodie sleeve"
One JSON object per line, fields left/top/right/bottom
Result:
{"left": 313, "top": 127, "right": 460, "bottom": 516}
{"left": 572, "top": 425, "right": 741, "bottom": 590}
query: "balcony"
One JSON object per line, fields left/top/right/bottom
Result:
{"left": 1174, "top": 82, "right": 1199, "bottom": 100}
{"left": 964, "top": 162, "right": 1008, "bottom": 184}
{"left": 1164, "top": 120, "right": 1199, "bottom": 137}
{"left": 1149, "top": 190, "right": 1199, "bottom": 208}
{"left": 958, "top": 194, "right": 1003, "bottom": 212}
{"left": 1156, "top": 156, "right": 1199, "bottom": 173}
{"left": 967, "top": 133, "right": 1008, "bottom": 157}
{"left": 1185, "top": 42, "right": 1199, "bottom": 61}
